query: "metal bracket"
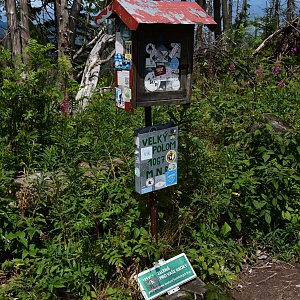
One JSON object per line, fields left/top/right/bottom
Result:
{"left": 167, "top": 286, "right": 180, "bottom": 295}
{"left": 153, "top": 258, "right": 165, "bottom": 267}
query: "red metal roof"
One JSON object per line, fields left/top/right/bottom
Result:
{"left": 94, "top": 0, "right": 217, "bottom": 30}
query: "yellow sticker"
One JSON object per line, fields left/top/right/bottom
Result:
{"left": 166, "top": 150, "right": 177, "bottom": 163}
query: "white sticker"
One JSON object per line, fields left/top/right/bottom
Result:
{"left": 141, "top": 146, "right": 153, "bottom": 161}
{"left": 171, "top": 79, "right": 180, "bottom": 91}
{"left": 146, "top": 178, "right": 154, "bottom": 186}
{"left": 146, "top": 43, "right": 156, "bottom": 56}
{"left": 115, "top": 32, "right": 124, "bottom": 54}
{"left": 117, "top": 70, "right": 130, "bottom": 87}
{"left": 169, "top": 43, "right": 181, "bottom": 58}
{"left": 155, "top": 175, "right": 166, "bottom": 189}
{"left": 168, "top": 162, "right": 177, "bottom": 171}
{"left": 123, "top": 87, "right": 131, "bottom": 101}
{"left": 146, "top": 58, "right": 156, "bottom": 68}
{"left": 124, "top": 41, "right": 132, "bottom": 60}
{"left": 135, "top": 167, "right": 140, "bottom": 177}
{"left": 144, "top": 72, "right": 160, "bottom": 92}
{"left": 135, "top": 137, "right": 140, "bottom": 148}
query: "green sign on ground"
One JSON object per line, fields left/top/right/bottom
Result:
{"left": 137, "top": 253, "right": 196, "bottom": 300}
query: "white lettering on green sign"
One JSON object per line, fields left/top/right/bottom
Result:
{"left": 137, "top": 253, "right": 196, "bottom": 300}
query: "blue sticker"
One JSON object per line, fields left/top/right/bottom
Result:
{"left": 114, "top": 54, "right": 131, "bottom": 70}
{"left": 141, "top": 186, "right": 153, "bottom": 194}
{"left": 170, "top": 58, "right": 179, "bottom": 70}
{"left": 166, "top": 169, "right": 177, "bottom": 186}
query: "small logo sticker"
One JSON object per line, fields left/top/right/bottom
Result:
{"left": 146, "top": 178, "right": 154, "bottom": 187}
{"left": 168, "top": 162, "right": 177, "bottom": 171}
{"left": 166, "top": 150, "right": 177, "bottom": 163}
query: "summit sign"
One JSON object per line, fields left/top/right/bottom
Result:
{"left": 134, "top": 124, "right": 178, "bottom": 194}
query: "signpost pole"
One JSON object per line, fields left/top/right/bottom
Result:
{"left": 145, "top": 106, "right": 158, "bottom": 243}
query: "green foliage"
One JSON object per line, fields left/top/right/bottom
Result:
{"left": 223, "top": 127, "right": 300, "bottom": 234}
{"left": 1, "top": 33, "right": 300, "bottom": 300}
{"left": 0, "top": 41, "right": 62, "bottom": 170}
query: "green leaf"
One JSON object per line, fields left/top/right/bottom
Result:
{"left": 235, "top": 219, "right": 242, "bottom": 232}
{"left": 253, "top": 200, "right": 266, "bottom": 209}
{"left": 16, "top": 231, "right": 25, "bottom": 239}
{"left": 264, "top": 212, "right": 271, "bottom": 224}
{"left": 20, "top": 237, "right": 28, "bottom": 248}
{"left": 220, "top": 222, "right": 231, "bottom": 236}
{"left": 282, "top": 211, "right": 291, "bottom": 221}
{"left": 22, "top": 250, "right": 29, "bottom": 259}
{"left": 50, "top": 265, "right": 59, "bottom": 273}
{"left": 272, "top": 180, "right": 279, "bottom": 190}
{"left": 262, "top": 153, "right": 270, "bottom": 162}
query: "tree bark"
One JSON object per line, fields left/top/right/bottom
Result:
{"left": 195, "top": 0, "right": 207, "bottom": 49}
{"left": 69, "top": 0, "right": 82, "bottom": 51}
{"left": 274, "top": 0, "right": 280, "bottom": 28}
{"left": 228, "top": 0, "right": 233, "bottom": 27}
{"left": 55, "top": 0, "right": 70, "bottom": 56}
{"left": 207, "top": 0, "right": 213, "bottom": 44}
{"left": 235, "top": 0, "right": 247, "bottom": 28}
{"left": 222, "top": 0, "right": 230, "bottom": 32}
{"left": 241, "top": 0, "right": 247, "bottom": 19}
{"left": 198, "top": 0, "right": 207, "bottom": 10}
{"left": 5, "top": 0, "right": 21, "bottom": 58}
{"left": 213, "top": 0, "right": 222, "bottom": 38}
{"left": 20, "top": 0, "right": 30, "bottom": 60}
{"left": 287, "top": 0, "right": 294, "bottom": 22}
{"left": 235, "top": 0, "right": 240, "bottom": 23}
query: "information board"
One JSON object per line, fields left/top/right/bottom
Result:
{"left": 137, "top": 253, "right": 197, "bottom": 300}
{"left": 134, "top": 124, "right": 178, "bottom": 194}
{"left": 144, "top": 42, "right": 181, "bottom": 93}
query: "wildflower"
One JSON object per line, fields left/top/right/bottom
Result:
{"left": 256, "top": 67, "right": 263, "bottom": 77}
{"left": 273, "top": 64, "right": 280, "bottom": 75}
{"left": 228, "top": 63, "right": 236, "bottom": 73}
{"left": 60, "top": 99, "right": 70, "bottom": 114}
{"left": 208, "top": 68, "right": 214, "bottom": 75}
{"left": 291, "top": 47, "right": 297, "bottom": 54}
{"left": 276, "top": 79, "right": 285, "bottom": 88}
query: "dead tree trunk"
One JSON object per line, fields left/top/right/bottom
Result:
{"left": 75, "top": 32, "right": 114, "bottom": 111}
{"left": 287, "top": 0, "right": 294, "bottom": 22}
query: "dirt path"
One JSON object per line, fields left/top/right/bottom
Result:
{"left": 230, "top": 259, "right": 300, "bottom": 300}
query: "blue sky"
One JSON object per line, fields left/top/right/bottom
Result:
{"left": 1, "top": 0, "right": 300, "bottom": 23}
{"left": 249, "top": 0, "right": 300, "bottom": 17}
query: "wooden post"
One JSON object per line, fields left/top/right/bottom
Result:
{"left": 145, "top": 106, "right": 158, "bottom": 243}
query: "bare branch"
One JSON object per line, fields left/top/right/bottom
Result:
{"left": 72, "top": 28, "right": 106, "bottom": 60}
{"left": 253, "top": 17, "right": 299, "bottom": 55}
